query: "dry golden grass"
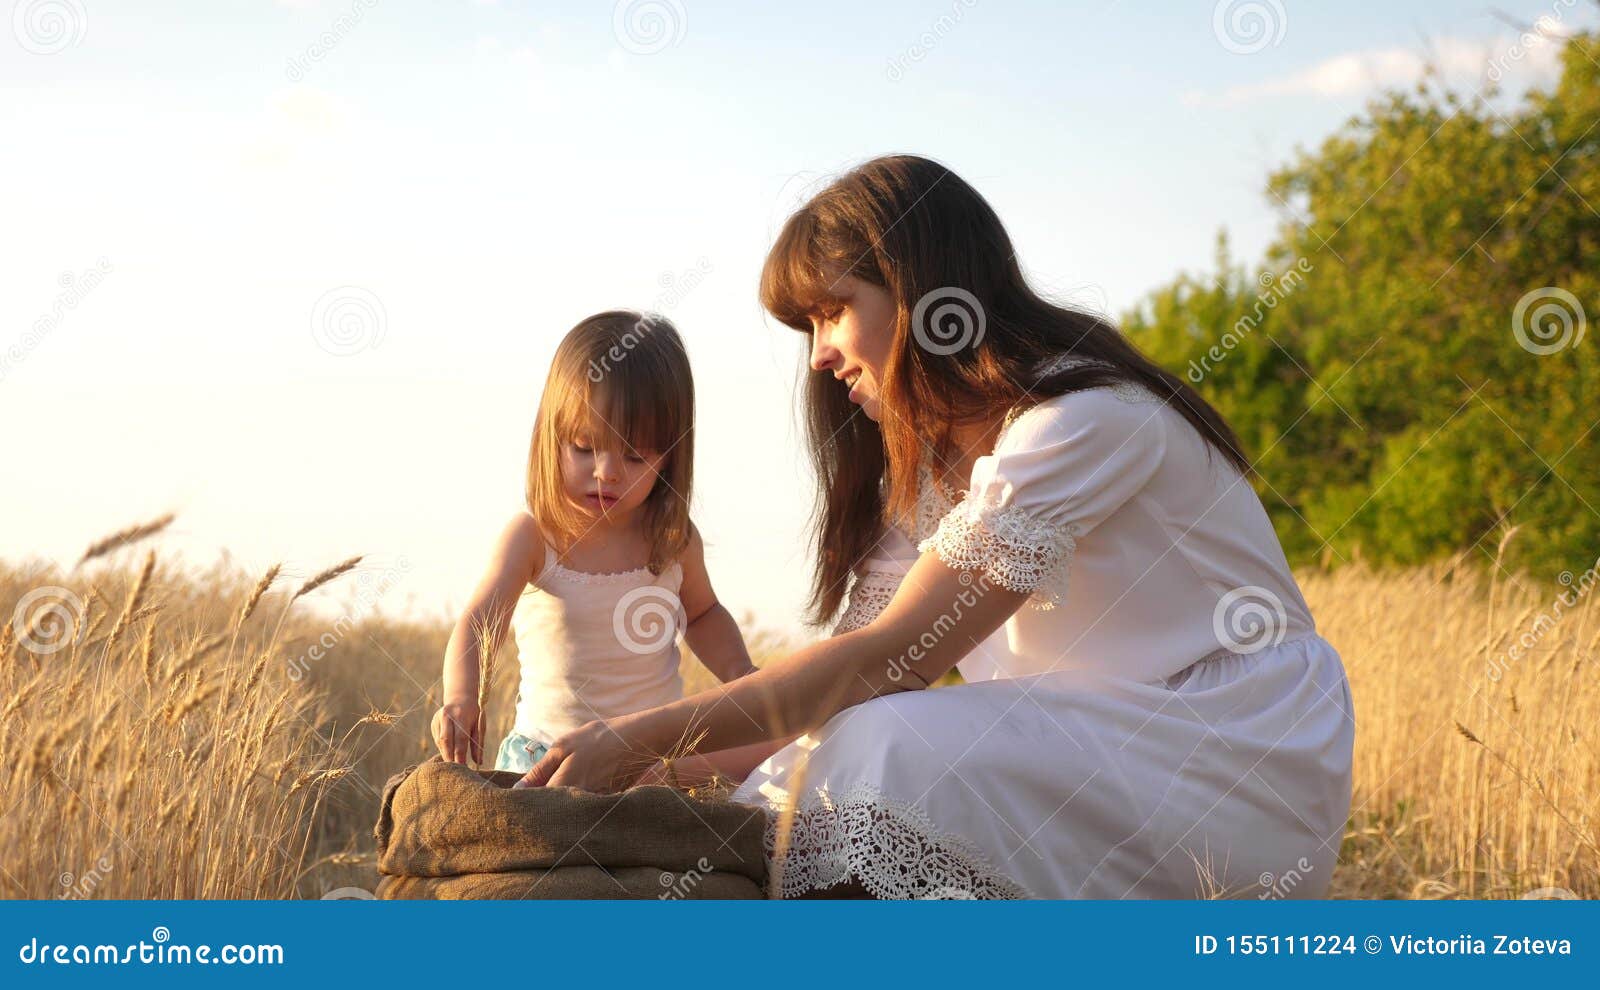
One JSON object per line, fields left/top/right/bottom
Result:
{"left": 2, "top": 524, "right": 1594, "bottom": 898}
{"left": 1306, "top": 551, "right": 1598, "bottom": 899}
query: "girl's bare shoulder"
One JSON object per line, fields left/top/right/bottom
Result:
{"left": 495, "top": 509, "right": 549, "bottom": 584}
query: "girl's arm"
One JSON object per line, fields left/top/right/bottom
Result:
{"left": 434, "top": 511, "right": 542, "bottom": 765}
{"left": 677, "top": 523, "right": 757, "bottom": 683}
{"left": 518, "top": 551, "right": 1029, "bottom": 790}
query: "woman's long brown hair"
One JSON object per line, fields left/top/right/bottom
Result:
{"left": 526, "top": 311, "right": 694, "bottom": 575}
{"left": 760, "top": 154, "right": 1250, "bottom": 626}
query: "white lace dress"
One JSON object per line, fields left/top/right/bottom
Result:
{"left": 731, "top": 375, "right": 1356, "bottom": 899}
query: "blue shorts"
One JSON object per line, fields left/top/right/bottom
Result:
{"left": 492, "top": 730, "right": 551, "bottom": 774}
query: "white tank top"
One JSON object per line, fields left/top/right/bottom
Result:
{"left": 510, "top": 541, "right": 687, "bottom": 744}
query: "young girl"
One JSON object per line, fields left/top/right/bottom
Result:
{"left": 430, "top": 310, "right": 756, "bottom": 781}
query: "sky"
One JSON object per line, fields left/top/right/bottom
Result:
{"left": 2, "top": 0, "right": 1593, "bottom": 638}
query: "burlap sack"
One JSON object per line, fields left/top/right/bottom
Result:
{"left": 374, "top": 756, "right": 769, "bottom": 899}
{"left": 375, "top": 868, "right": 764, "bottom": 900}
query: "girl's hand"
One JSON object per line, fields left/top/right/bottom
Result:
{"left": 511, "top": 719, "right": 638, "bottom": 792}
{"left": 431, "top": 700, "right": 482, "bottom": 766}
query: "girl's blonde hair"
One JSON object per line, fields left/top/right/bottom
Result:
{"left": 525, "top": 311, "right": 694, "bottom": 574}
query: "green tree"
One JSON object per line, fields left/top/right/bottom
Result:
{"left": 1126, "top": 31, "right": 1600, "bottom": 574}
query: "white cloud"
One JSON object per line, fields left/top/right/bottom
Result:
{"left": 1183, "top": 32, "right": 1572, "bottom": 108}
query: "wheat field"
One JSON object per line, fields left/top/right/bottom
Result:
{"left": 0, "top": 519, "right": 1594, "bottom": 899}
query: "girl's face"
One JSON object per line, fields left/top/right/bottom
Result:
{"left": 559, "top": 430, "right": 666, "bottom": 522}
{"left": 807, "top": 274, "right": 897, "bottom": 422}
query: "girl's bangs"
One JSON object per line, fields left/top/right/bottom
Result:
{"left": 555, "top": 374, "right": 681, "bottom": 457}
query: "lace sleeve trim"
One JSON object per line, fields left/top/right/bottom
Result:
{"left": 916, "top": 496, "right": 1077, "bottom": 610}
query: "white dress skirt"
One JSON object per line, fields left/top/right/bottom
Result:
{"left": 732, "top": 370, "right": 1356, "bottom": 899}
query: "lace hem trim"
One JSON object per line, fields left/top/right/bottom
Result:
{"left": 541, "top": 559, "right": 683, "bottom": 586}
{"left": 756, "top": 782, "right": 1031, "bottom": 899}
{"left": 917, "top": 496, "right": 1077, "bottom": 610}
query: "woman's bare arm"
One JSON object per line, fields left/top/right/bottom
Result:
{"left": 521, "top": 553, "right": 1028, "bottom": 790}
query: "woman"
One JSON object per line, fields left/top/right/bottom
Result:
{"left": 517, "top": 154, "right": 1355, "bottom": 899}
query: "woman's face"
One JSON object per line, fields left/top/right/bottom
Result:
{"left": 807, "top": 275, "right": 897, "bottom": 422}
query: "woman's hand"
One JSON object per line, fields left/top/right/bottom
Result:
{"left": 512, "top": 719, "right": 642, "bottom": 792}
{"left": 431, "top": 700, "right": 482, "bottom": 766}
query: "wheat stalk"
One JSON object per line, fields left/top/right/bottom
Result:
{"left": 237, "top": 563, "right": 282, "bottom": 628}
{"left": 291, "top": 557, "right": 363, "bottom": 602}
{"left": 77, "top": 513, "right": 175, "bottom": 567}
{"left": 104, "top": 551, "right": 156, "bottom": 654}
